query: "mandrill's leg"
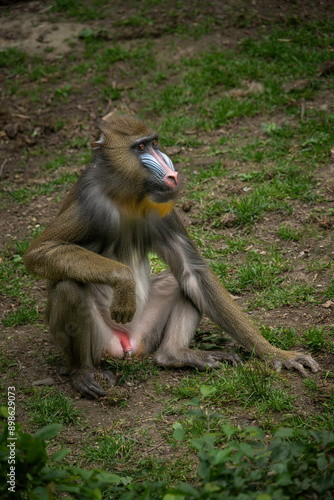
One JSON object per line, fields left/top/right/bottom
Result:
{"left": 46, "top": 281, "right": 115, "bottom": 399}
{"left": 138, "top": 272, "right": 241, "bottom": 369}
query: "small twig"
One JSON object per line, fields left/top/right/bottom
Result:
{"left": 146, "top": 440, "right": 165, "bottom": 453}
{"left": 0, "top": 158, "right": 8, "bottom": 178}
{"left": 300, "top": 98, "right": 306, "bottom": 121}
{"left": 102, "top": 99, "right": 113, "bottom": 116}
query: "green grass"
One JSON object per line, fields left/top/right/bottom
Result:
{"left": 0, "top": 349, "right": 17, "bottom": 374}
{"left": 83, "top": 431, "right": 135, "bottom": 469}
{"left": 145, "top": 20, "right": 334, "bottom": 139}
{"left": 2, "top": 171, "right": 79, "bottom": 204}
{"left": 260, "top": 326, "right": 298, "bottom": 350}
{"left": 0, "top": 243, "right": 40, "bottom": 327}
{"left": 105, "top": 357, "right": 159, "bottom": 386}
{"left": 249, "top": 282, "right": 317, "bottom": 310}
{"left": 278, "top": 223, "right": 303, "bottom": 241}
{"left": 23, "top": 388, "right": 82, "bottom": 426}
{"left": 301, "top": 326, "right": 327, "bottom": 352}
{"left": 0, "top": 47, "right": 26, "bottom": 73}
{"left": 51, "top": 0, "right": 108, "bottom": 20}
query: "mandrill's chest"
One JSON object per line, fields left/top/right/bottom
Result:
{"left": 101, "top": 224, "right": 153, "bottom": 310}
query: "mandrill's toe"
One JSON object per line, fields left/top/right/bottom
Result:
{"left": 273, "top": 352, "right": 320, "bottom": 377}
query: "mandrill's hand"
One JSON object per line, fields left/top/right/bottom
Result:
{"left": 271, "top": 351, "right": 320, "bottom": 377}
{"left": 110, "top": 269, "right": 136, "bottom": 324}
{"left": 71, "top": 368, "right": 116, "bottom": 399}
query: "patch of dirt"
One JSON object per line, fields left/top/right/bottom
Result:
{"left": 0, "top": 18, "right": 87, "bottom": 58}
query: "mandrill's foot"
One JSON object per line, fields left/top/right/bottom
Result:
{"left": 205, "top": 350, "right": 243, "bottom": 368}
{"left": 272, "top": 352, "right": 320, "bottom": 377}
{"left": 71, "top": 368, "right": 116, "bottom": 399}
{"left": 155, "top": 348, "right": 242, "bottom": 370}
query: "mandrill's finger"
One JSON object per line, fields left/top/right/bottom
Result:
{"left": 285, "top": 359, "right": 307, "bottom": 377}
{"left": 285, "top": 355, "right": 320, "bottom": 375}
{"left": 123, "top": 312, "right": 133, "bottom": 324}
{"left": 211, "top": 351, "right": 243, "bottom": 367}
{"left": 113, "top": 312, "right": 122, "bottom": 324}
{"left": 126, "top": 311, "right": 135, "bottom": 323}
{"left": 300, "top": 356, "right": 320, "bottom": 373}
{"left": 289, "top": 361, "right": 308, "bottom": 377}
{"left": 272, "top": 359, "right": 283, "bottom": 372}
{"left": 72, "top": 372, "right": 106, "bottom": 399}
{"left": 232, "top": 353, "right": 243, "bottom": 366}
{"left": 226, "top": 353, "right": 243, "bottom": 367}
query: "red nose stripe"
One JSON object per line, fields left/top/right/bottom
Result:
{"left": 150, "top": 148, "right": 179, "bottom": 188}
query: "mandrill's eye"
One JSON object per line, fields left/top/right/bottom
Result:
{"left": 152, "top": 139, "right": 158, "bottom": 147}
{"left": 137, "top": 143, "right": 146, "bottom": 151}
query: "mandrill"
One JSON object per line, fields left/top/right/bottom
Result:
{"left": 24, "top": 114, "right": 319, "bottom": 399}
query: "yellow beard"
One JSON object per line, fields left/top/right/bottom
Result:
{"left": 136, "top": 196, "right": 174, "bottom": 218}
{"left": 117, "top": 195, "right": 174, "bottom": 218}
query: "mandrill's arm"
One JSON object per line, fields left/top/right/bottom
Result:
{"left": 156, "top": 211, "right": 320, "bottom": 376}
{"left": 23, "top": 201, "right": 136, "bottom": 325}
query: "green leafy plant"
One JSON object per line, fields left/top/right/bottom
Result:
{"left": 0, "top": 416, "right": 131, "bottom": 499}
{"left": 2, "top": 387, "right": 334, "bottom": 500}
{"left": 166, "top": 425, "right": 334, "bottom": 500}
{"left": 165, "top": 387, "right": 334, "bottom": 500}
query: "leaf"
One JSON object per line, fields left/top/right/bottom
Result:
{"left": 79, "top": 28, "right": 96, "bottom": 39}
{"left": 236, "top": 494, "right": 252, "bottom": 500}
{"left": 211, "top": 447, "right": 233, "bottom": 465}
{"left": 163, "top": 494, "right": 185, "bottom": 500}
{"left": 191, "top": 435, "right": 216, "bottom": 451}
{"left": 173, "top": 428, "right": 186, "bottom": 441}
{"left": 256, "top": 495, "right": 272, "bottom": 500}
{"left": 185, "top": 396, "right": 201, "bottom": 406}
{"left": 174, "top": 482, "right": 200, "bottom": 497}
{"left": 57, "top": 484, "right": 81, "bottom": 493}
{"left": 0, "top": 406, "right": 9, "bottom": 418}
{"left": 91, "top": 488, "right": 102, "bottom": 500}
{"left": 273, "top": 428, "right": 295, "bottom": 439}
{"left": 271, "top": 463, "right": 286, "bottom": 474}
{"left": 34, "top": 423, "right": 62, "bottom": 441}
{"left": 50, "top": 448, "right": 70, "bottom": 462}
{"left": 239, "top": 442, "right": 255, "bottom": 458}
{"left": 277, "top": 472, "right": 293, "bottom": 486}
{"left": 203, "top": 482, "right": 221, "bottom": 493}
{"left": 313, "top": 473, "right": 334, "bottom": 494}
{"left": 200, "top": 385, "right": 217, "bottom": 398}
{"left": 317, "top": 430, "right": 334, "bottom": 447}
{"left": 197, "top": 460, "right": 211, "bottom": 482}
{"left": 245, "top": 426, "right": 265, "bottom": 439}
{"left": 185, "top": 408, "right": 206, "bottom": 418}
{"left": 209, "top": 412, "right": 224, "bottom": 419}
{"left": 31, "top": 487, "right": 49, "bottom": 500}
{"left": 317, "top": 453, "right": 329, "bottom": 471}
{"left": 98, "top": 472, "right": 132, "bottom": 485}
{"left": 222, "top": 423, "right": 237, "bottom": 438}
{"left": 41, "top": 469, "right": 67, "bottom": 481}
{"left": 172, "top": 422, "right": 183, "bottom": 430}
{"left": 26, "top": 441, "right": 47, "bottom": 463}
